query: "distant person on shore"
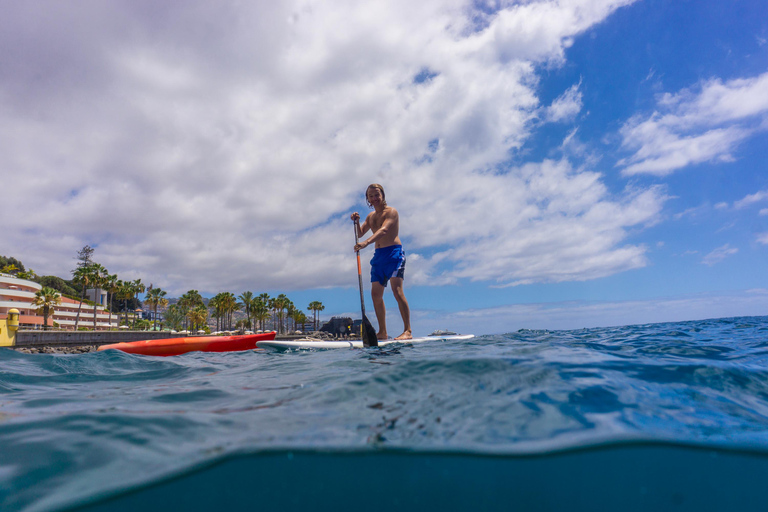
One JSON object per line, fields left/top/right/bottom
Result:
{"left": 351, "top": 184, "right": 412, "bottom": 341}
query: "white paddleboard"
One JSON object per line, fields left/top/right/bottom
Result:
{"left": 257, "top": 333, "right": 475, "bottom": 351}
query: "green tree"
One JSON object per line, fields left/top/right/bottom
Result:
{"left": 71, "top": 245, "right": 96, "bottom": 330}
{"left": 163, "top": 304, "right": 185, "bottom": 331}
{"left": 32, "top": 287, "right": 62, "bottom": 330}
{"left": 210, "top": 292, "right": 239, "bottom": 331}
{"left": 116, "top": 280, "right": 132, "bottom": 326}
{"left": 208, "top": 293, "right": 225, "bottom": 332}
{"left": 38, "top": 275, "right": 79, "bottom": 298}
{"left": 103, "top": 273, "right": 119, "bottom": 329}
{"left": 134, "top": 318, "right": 151, "bottom": 331}
{"left": 179, "top": 290, "right": 204, "bottom": 331}
{"left": 307, "top": 301, "right": 325, "bottom": 331}
{"left": 144, "top": 286, "right": 168, "bottom": 331}
{"left": 271, "top": 294, "right": 291, "bottom": 334}
{"left": 89, "top": 264, "right": 108, "bottom": 329}
{"left": 257, "top": 293, "right": 271, "bottom": 331}
{"left": 0, "top": 256, "right": 25, "bottom": 274}
{"left": 16, "top": 268, "right": 36, "bottom": 280}
{"left": 286, "top": 303, "right": 296, "bottom": 332}
{"left": 72, "top": 264, "right": 98, "bottom": 330}
{"left": 130, "top": 279, "right": 146, "bottom": 328}
{"left": 223, "top": 292, "right": 239, "bottom": 331}
{"left": 0, "top": 264, "right": 18, "bottom": 275}
{"left": 292, "top": 309, "right": 308, "bottom": 332}
{"left": 238, "top": 291, "right": 254, "bottom": 330}
{"left": 188, "top": 304, "right": 208, "bottom": 332}
{"left": 252, "top": 295, "right": 270, "bottom": 332}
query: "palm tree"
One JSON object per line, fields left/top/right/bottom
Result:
{"left": 116, "top": 280, "right": 133, "bottom": 327}
{"left": 72, "top": 264, "right": 98, "bottom": 330}
{"left": 188, "top": 305, "right": 208, "bottom": 332}
{"left": 268, "top": 297, "right": 277, "bottom": 332}
{"left": 145, "top": 286, "right": 168, "bottom": 331}
{"left": 179, "top": 290, "right": 204, "bottom": 331}
{"left": 223, "top": 292, "right": 239, "bottom": 330}
{"left": 238, "top": 291, "right": 254, "bottom": 330}
{"left": 307, "top": 301, "right": 325, "bottom": 331}
{"left": 104, "top": 273, "right": 119, "bottom": 329}
{"left": 208, "top": 294, "right": 222, "bottom": 332}
{"left": 271, "top": 294, "right": 291, "bottom": 334}
{"left": 163, "top": 304, "right": 185, "bottom": 331}
{"left": 255, "top": 293, "right": 269, "bottom": 330}
{"left": 130, "top": 279, "right": 146, "bottom": 328}
{"left": 292, "top": 309, "right": 308, "bottom": 332}
{"left": 285, "top": 303, "right": 296, "bottom": 332}
{"left": 211, "top": 292, "right": 237, "bottom": 331}
{"left": 90, "top": 264, "right": 108, "bottom": 330}
{"left": 284, "top": 298, "right": 294, "bottom": 333}
{"left": 252, "top": 296, "right": 270, "bottom": 332}
{"left": 32, "top": 287, "right": 62, "bottom": 330}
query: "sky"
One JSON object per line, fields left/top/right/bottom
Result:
{"left": 2, "top": 0, "right": 768, "bottom": 335}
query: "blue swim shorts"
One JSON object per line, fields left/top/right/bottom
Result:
{"left": 370, "top": 245, "right": 406, "bottom": 287}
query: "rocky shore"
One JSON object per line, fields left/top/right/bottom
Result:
{"left": 14, "top": 346, "right": 100, "bottom": 354}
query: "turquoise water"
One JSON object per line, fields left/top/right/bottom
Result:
{"left": 3, "top": 316, "right": 768, "bottom": 511}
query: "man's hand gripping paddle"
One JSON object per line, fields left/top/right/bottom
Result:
{"left": 354, "top": 219, "right": 379, "bottom": 347}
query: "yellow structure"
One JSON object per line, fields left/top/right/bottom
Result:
{"left": 0, "top": 308, "right": 20, "bottom": 347}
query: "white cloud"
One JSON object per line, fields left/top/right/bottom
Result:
{"left": 543, "top": 82, "right": 583, "bottom": 123}
{"left": 673, "top": 205, "right": 708, "bottom": 220}
{"left": 0, "top": 0, "right": 652, "bottom": 295}
{"left": 734, "top": 190, "right": 768, "bottom": 209}
{"left": 403, "top": 160, "right": 665, "bottom": 286}
{"left": 618, "top": 72, "right": 768, "bottom": 176}
{"left": 701, "top": 244, "right": 738, "bottom": 266}
{"left": 757, "top": 233, "right": 768, "bottom": 245}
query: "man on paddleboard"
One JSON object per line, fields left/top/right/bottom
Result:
{"left": 351, "top": 184, "right": 412, "bottom": 341}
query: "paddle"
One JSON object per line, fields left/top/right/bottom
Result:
{"left": 354, "top": 219, "right": 379, "bottom": 347}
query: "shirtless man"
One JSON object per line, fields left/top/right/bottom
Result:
{"left": 351, "top": 184, "right": 412, "bottom": 341}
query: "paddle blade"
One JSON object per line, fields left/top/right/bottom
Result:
{"left": 362, "top": 314, "right": 378, "bottom": 347}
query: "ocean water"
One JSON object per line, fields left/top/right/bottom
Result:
{"left": 3, "top": 316, "right": 768, "bottom": 511}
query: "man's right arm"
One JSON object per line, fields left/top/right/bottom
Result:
{"left": 350, "top": 212, "right": 370, "bottom": 237}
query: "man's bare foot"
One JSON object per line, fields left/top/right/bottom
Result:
{"left": 377, "top": 332, "right": 389, "bottom": 340}
{"left": 394, "top": 331, "right": 412, "bottom": 341}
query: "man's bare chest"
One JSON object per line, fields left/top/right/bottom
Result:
{"left": 369, "top": 212, "right": 386, "bottom": 231}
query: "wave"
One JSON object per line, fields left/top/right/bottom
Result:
{"left": 2, "top": 315, "right": 768, "bottom": 511}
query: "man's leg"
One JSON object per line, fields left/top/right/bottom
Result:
{"left": 390, "top": 277, "right": 411, "bottom": 340}
{"left": 371, "top": 281, "right": 388, "bottom": 340}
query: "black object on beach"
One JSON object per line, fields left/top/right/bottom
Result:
{"left": 354, "top": 219, "right": 379, "bottom": 348}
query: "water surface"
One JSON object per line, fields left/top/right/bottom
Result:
{"left": 2, "top": 316, "right": 768, "bottom": 511}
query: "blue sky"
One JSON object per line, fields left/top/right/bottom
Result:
{"left": 2, "top": 0, "right": 768, "bottom": 335}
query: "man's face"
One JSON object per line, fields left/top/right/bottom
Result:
{"left": 367, "top": 187, "right": 383, "bottom": 206}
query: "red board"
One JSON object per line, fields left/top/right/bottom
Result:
{"left": 97, "top": 332, "right": 277, "bottom": 356}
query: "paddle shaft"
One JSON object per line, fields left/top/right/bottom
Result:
{"left": 354, "top": 220, "right": 367, "bottom": 318}
{"left": 353, "top": 219, "right": 378, "bottom": 347}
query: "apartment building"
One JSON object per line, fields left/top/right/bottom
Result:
{"left": 0, "top": 273, "right": 118, "bottom": 330}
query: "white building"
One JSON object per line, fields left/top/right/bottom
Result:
{"left": 0, "top": 273, "right": 118, "bottom": 330}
